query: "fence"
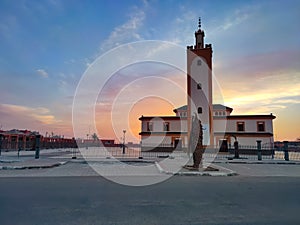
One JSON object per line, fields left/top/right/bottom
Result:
{"left": 204, "top": 142, "right": 300, "bottom": 161}
{"left": 73, "top": 143, "right": 300, "bottom": 162}
{"left": 104, "top": 141, "right": 300, "bottom": 161}
{"left": 1, "top": 136, "right": 299, "bottom": 162}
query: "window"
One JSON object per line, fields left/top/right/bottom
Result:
{"left": 147, "top": 122, "right": 153, "bottom": 132}
{"left": 197, "top": 83, "right": 202, "bottom": 89}
{"left": 215, "top": 111, "right": 219, "bottom": 116}
{"left": 257, "top": 121, "right": 265, "bottom": 132}
{"left": 222, "top": 111, "right": 226, "bottom": 116}
{"left": 197, "top": 59, "right": 202, "bottom": 66}
{"left": 198, "top": 107, "right": 202, "bottom": 114}
{"left": 163, "top": 122, "right": 170, "bottom": 131}
{"left": 237, "top": 122, "right": 245, "bottom": 132}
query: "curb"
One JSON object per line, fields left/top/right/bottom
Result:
{"left": 0, "top": 161, "right": 68, "bottom": 170}
{"left": 68, "top": 159, "right": 156, "bottom": 164}
{"left": 155, "top": 162, "right": 238, "bottom": 176}
{"left": 213, "top": 161, "right": 300, "bottom": 165}
{"left": 0, "top": 160, "right": 21, "bottom": 163}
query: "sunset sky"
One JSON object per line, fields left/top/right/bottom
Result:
{"left": 0, "top": 0, "right": 299, "bottom": 142}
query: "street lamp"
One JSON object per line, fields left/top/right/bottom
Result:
{"left": 0, "top": 134, "right": 3, "bottom": 156}
{"left": 122, "top": 130, "right": 126, "bottom": 154}
{"left": 86, "top": 133, "right": 89, "bottom": 149}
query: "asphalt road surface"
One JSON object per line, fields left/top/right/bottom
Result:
{"left": 0, "top": 176, "right": 299, "bottom": 225}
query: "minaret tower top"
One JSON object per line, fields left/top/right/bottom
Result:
{"left": 195, "top": 17, "right": 205, "bottom": 49}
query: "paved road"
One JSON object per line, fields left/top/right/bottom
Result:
{"left": 0, "top": 176, "right": 299, "bottom": 225}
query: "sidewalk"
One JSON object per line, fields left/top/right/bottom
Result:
{"left": 156, "top": 162, "right": 237, "bottom": 176}
{"left": 0, "top": 148, "right": 71, "bottom": 170}
{"left": 1, "top": 149, "right": 299, "bottom": 176}
{"left": 0, "top": 150, "right": 236, "bottom": 177}
{"left": 0, "top": 158, "right": 67, "bottom": 170}
{"left": 213, "top": 157, "right": 300, "bottom": 165}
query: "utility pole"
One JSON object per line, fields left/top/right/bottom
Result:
{"left": 122, "top": 130, "right": 126, "bottom": 154}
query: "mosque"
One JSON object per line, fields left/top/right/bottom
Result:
{"left": 139, "top": 19, "right": 276, "bottom": 152}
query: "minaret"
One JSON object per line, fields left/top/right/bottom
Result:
{"left": 187, "top": 18, "right": 213, "bottom": 147}
{"left": 195, "top": 17, "right": 204, "bottom": 49}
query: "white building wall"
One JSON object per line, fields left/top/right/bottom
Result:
{"left": 141, "top": 135, "right": 172, "bottom": 146}
{"left": 141, "top": 118, "right": 187, "bottom": 132}
{"left": 141, "top": 115, "right": 274, "bottom": 148}
{"left": 225, "top": 119, "right": 273, "bottom": 133}
{"left": 190, "top": 57, "right": 211, "bottom": 145}
{"left": 213, "top": 119, "right": 227, "bottom": 133}
{"left": 229, "top": 137, "right": 273, "bottom": 147}
{"left": 170, "top": 120, "right": 187, "bottom": 132}
{"left": 140, "top": 118, "right": 188, "bottom": 148}
{"left": 141, "top": 121, "right": 147, "bottom": 132}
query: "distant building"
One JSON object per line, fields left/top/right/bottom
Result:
{"left": 0, "top": 129, "right": 76, "bottom": 150}
{"left": 0, "top": 129, "right": 39, "bottom": 150}
{"left": 274, "top": 141, "right": 300, "bottom": 151}
{"left": 139, "top": 19, "right": 276, "bottom": 152}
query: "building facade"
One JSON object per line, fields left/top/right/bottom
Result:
{"left": 139, "top": 19, "right": 276, "bottom": 152}
{"left": 139, "top": 116, "right": 188, "bottom": 151}
{"left": 139, "top": 104, "right": 275, "bottom": 151}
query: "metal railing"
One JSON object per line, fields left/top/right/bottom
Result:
{"left": 1, "top": 138, "right": 299, "bottom": 162}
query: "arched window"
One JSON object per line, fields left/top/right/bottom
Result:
{"left": 197, "top": 83, "right": 202, "bottom": 89}
{"left": 198, "top": 107, "right": 202, "bottom": 114}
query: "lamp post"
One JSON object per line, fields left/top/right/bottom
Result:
{"left": 0, "top": 134, "right": 3, "bottom": 156}
{"left": 35, "top": 134, "right": 41, "bottom": 159}
{"left": 86, "top": 133, "right": 89, "bottom": 149}
{"left": 122, "top": 130, "right": 126, "bottom": 154}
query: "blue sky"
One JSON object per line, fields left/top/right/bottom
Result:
{"left": 0, "top": 0, "right": 299, "bottom": 141}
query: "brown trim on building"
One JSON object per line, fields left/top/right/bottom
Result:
{"left": 139, "top": 116, "right": 181, "bottom": 121}
{"left": 213, "top": 116, "right": 228, "bottom": 119}
{"left": 139, "top": 131, "right": 187, "bottom": 136}
{"left": 214, "top": 132, "right": 273, "bottom": 137}
{"left": 213, "top": 115, "right": 276, "bottom": 120}
{"left": 228, "top": 115, "right": 276, "bottom": 119}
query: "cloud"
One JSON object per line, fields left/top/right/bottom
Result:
{"left": 0, "top": 103, "right": 59, "bottom": 126}
{"left": 0, "top": 102, "right": 74, "bottom": 137}
{"left": 47, "top": 0, "right": 64, "bottom": 10}
{"left": 221, "top": 10, "right": 249, "bottom": 31}
{"left": 221, "top": 73, "right": 300, "bottom": 115}
{"left": 214, "top": 51, "right": 300, "bottom": 113}
{"left": 210, "top": 4, "right": 259, "bottom": 35}
{"left": 168, "top": 8, "right": 197, "bottom": 45}
{"left": 0, "top": 15, "right": 18, "bottom": 39}
{"left": 216, "top": 50, "right": 300, "bottom": 80}
{"left": 82, "top": 3, "right": 148, "bottom": 68}
{"left": 99, "top": 5, "right": 146, "bottom": 53}
{"left": 20, "top": 0, "right": 63, "bottom": 16}
{"left": 214, "top": 49, "right": 300, "bottom": 115}
{"left": 36, "top": 69, "right": 49, "bottom": 78}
